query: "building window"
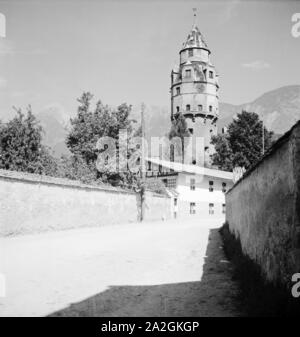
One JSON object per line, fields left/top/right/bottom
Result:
{"left": 176, "top": 106, "right": 180, "bottom": 113}
{"left": 162, "top": 178, "right": 177, "bottom": 188}
{"left": 174, "top": 198, "right": 177, "bottom": 206}
{"left": 186, "top": 104, "right": 191, "bottom": 111}
{"left": 185, "top": 69, "right": 191, "bottom": 78}
{"left": 188, "top": 128, "right": 193, "bottom": 135}
{"left": 147, "top": 161, "right": 151, "bottom": 171}
{"left": 176, "top": 87, "right": 180, "bottom": 95}
{"left": 209, "top": 71, "right": 213, "bottom": 79}
{"left": 188, "top": 49, "right": 193, "bottom": 57}
{"left": 222, "top": 127, "right": 227, "bottom": 134}
{"left": 190, "top": 178, "right": 195, "bottom": 191}
{"left": 209, "top": 105, "right": 213, "bottom": 112}
{"left": 209, "top": 180, "right": 214, "bottom": 192}
{"left": 209, "top": 203, "right": 214, "bottom": 215}
{"left": 222, "top": 204, "right": 226, "bottom": 214}
{"left": 190, "top": 202, "right": 196, "bottom": 214}
{"left": 222, "top": 182, "right": 227, "bottom": 193}
{"left": 166, "top": 178, "right": 177, "bottom": 188}
{"left": 198, "top": 105, "right": 203, "bottom": 111}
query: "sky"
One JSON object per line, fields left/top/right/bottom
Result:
{"left": 0, "top": 0, "right": 300, "bottom": 121}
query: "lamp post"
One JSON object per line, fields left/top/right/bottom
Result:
{"left": 262, "top": 117, "right": 265, "bottom": 155}
{"left": 139, "top": 102, "right": 146, "bottom": 221}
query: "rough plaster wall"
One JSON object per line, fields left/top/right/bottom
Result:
{"left": 0, "top": 174, "right": 171, "bottom": 236}
{"left": 226, "top": 125, "right": 300, "bottom": 286}
{"left": 292, "top": 129, "right": 300, "bottom": 265}
{"left": 0, "top": 178, "right": 138, "bottom": 236}
{"left": 144, "top": 191, "right": 171, "bottom": 221}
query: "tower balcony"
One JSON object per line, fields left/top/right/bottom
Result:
{"left": 181, "top": 110, "right": 218, "bottom": 124}
{"left": 171, "top": 79, "right": 218, "bottom": 89}
{"left": 180, "top": 106, "right": 219, "bottom": 117}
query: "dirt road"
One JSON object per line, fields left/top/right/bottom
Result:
{"left": 0, "top": 218, "right": 242, "bottom": 316}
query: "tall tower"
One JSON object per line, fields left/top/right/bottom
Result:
{"left": 171, "top": 16, "right": 219, "bottom": 165}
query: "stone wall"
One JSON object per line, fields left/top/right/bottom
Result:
{"left": 226, "top": 122, "right": 300, "bottom": 286}
{"left": 0, "top": 170, "right": 171, "bottom": 236}
{"left": 144, "top": 191, "right": 171, "bottom": 221}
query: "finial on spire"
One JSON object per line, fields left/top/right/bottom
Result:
{"left": 192, "top": 8, "right": 197, "bottom": 26}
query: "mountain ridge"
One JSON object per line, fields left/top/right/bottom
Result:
{"left": 218, "top": 85, "right": 300, "bottom": 134}
{"left": 31, "top": 85, "right": 300, "bottom": 157}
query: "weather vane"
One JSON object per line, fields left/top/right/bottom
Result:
{"left": 192, "top": 8, "right": 197, "bottom": 25}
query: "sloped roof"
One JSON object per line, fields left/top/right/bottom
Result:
{"left": 165, "top": 188, "right": 180, "bottom": 198}
{"left": 146, "top": 157, "right": 233, "bottom": 181}
{"left": 182, "top": 25, "right": 209, "bottom": 50}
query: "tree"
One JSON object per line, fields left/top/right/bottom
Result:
{"left": 0, "top": 106, "right": 58, "bottom": 175}
{"left": 211, "top": 110, "right": 273, "bottom": 171}
{"left": 168, "top": 112, "right": 190, "bottom": 162}
{"left": 210, "top": 134, "right": 234, "bottom": 171}
{"left": 66, "top": 92, "right": 136, "bottom": 186}
{"left": 37, "top": 146, "right": 60, "bottom": 176}
{"left": 56, "top": 154, "right": 98, "bottom": 184}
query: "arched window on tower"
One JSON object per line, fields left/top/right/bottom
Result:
{"left": 186, "top": 104, "right": 191, "bottom": 111}
{"left": 176, "top": 87, "right": 180, "bottom": 95}
{"left": 188, "top": 49, "right": 193, "bottom": 57}
{"left": 176, "top": 106, "right": 180, "bottom": 113}
{"left": 170, "top": 144, "right": 175, "bottom": 162}
{"left": 209, "top": 105, "right": 213, "bottom": 112}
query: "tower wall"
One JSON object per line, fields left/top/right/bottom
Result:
{"left": 180, "top": 48, "right": 210, "bottom": 64}
{"left": 171, "top": 25, "right": 219, "bottom": 165}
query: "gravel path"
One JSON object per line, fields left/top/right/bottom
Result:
{"left": 0, "top": 218, "right": 242, "bottom": 317}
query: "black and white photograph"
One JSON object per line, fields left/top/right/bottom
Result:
{"left": 0, "top": 0, "right": 300, "bottom": 321}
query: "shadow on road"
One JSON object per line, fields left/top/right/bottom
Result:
{"left": 48, "top": 228, "right": 242, "bottom": 317}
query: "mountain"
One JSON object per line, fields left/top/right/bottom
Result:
{"left": 218, "top": 85, "right": 300, "bottom": 135}
{"left": 36, "top": 104, "right": 71, "bottom": 157}
{"left": 131, "top": 85, "right": 300, "bottom": 141}
{"left": 37, "top": 85, "right": 300, "bottom": 156}
{"left": 37, "top": 103, "right": 172, "bottom": 157}
{"left": 131, "top": 104, "right": 171, "bottom": 140}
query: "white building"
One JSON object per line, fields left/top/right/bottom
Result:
{"left": 146, "top": 158, "right": 233, "bottom": 220}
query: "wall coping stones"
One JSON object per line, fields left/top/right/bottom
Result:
{"left": 0, "top": 169, "right": 136, "bottom": 195}
{"left": 0, "top": 169, "right": 170, "bottom": 198}
{"left": 227, "top": 120, "right": 300, "bottom": 194}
